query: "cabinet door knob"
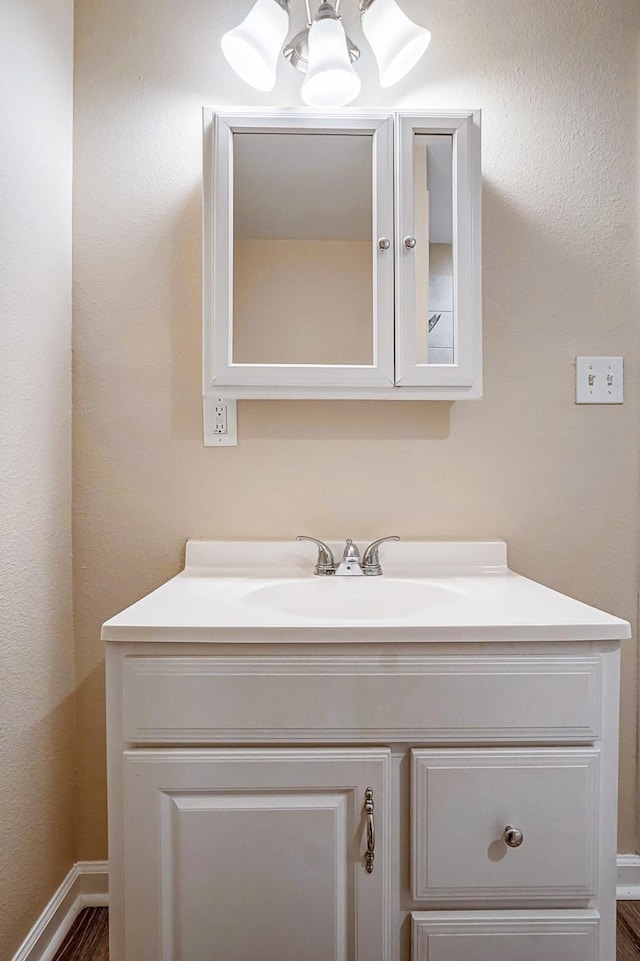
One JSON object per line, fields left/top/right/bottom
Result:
{"left": 403, "top": 236, "right": 417, "bottom": 249}
{"left": 365, "top": 787, "right": 375, "bottom": 873}
{"left": 378, "top": 237, "right": 391, "bottom": 250}
{"left": 503, "top": 825, "right": 524, "bottom": 848}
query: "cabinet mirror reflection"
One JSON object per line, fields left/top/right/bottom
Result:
{"left": 412, "top": 133, "right": 454, "bottom": 365}
{"left": 232, "top": 132, "right": 375, "bottom": 367}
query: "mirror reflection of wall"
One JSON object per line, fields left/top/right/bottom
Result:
{"left": 413, "top": 133, "right": 454, "bottom": 365}
{"left": 232, "top": 132, "right": 374, "bottom": 367}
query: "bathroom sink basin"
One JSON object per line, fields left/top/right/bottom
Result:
{"left": 100, "top": 539, "right": 632, "bottom": 641}
{"left": 245, "top": 576, "right": 467, "bottom": 620}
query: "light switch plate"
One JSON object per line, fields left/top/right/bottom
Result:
{"left": 576, "top": 357, "right": 623, "bottom": 404}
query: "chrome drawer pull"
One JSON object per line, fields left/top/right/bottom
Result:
{"left": 365, "top": 787, "right": 375, "bottom": 873}
{"left": 503, "top": 825, "right": 524, "bottom": 848}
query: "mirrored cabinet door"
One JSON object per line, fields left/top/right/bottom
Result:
{"left": 394, "top": 112, "right": 481, "bottom": 391}
{"left": 204, "top": 111, "right": 395, "bottom": 389}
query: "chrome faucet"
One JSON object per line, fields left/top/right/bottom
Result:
{"left": 296, "top": 536, "right": 400, "bottom": 576}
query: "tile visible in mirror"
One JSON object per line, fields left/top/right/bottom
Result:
{"left": 428, "top": 311, "right": 453, "bottom": 349}
{"left": 427, "top": 347, "right": 454, "bottom": 364}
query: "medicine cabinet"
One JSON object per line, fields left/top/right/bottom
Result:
{"left": 202, "top": 108, "right": 481, "bottom": 434}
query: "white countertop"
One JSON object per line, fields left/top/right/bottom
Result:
{"left": 101, "top": 540, "right": 631, "bottom": 643}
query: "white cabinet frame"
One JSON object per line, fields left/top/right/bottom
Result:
{"left": 395, "top": 111, "right": 482, "bottom": 392}
{"left": 203, "top": 109, "right": 395, "bottom": 391}
{"left": 202, "top": 109, "right": 482, "bottom": 439}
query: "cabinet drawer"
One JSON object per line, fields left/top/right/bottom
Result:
{"left": 412, "top": 911, "right": 599, "bottom": 961}
{"left": 411, "top": 748, "right": 599, "bottom": 901}
{"left": 122, "top": 654, "right": 601, "bottom": 743}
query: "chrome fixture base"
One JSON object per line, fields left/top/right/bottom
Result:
{"left": 283, "top": 27, "right": 360, "bottom": 74}
{"left": 358, "top": 0, "right": 376, "bottom": 12}
{"left": 273, "top": 0, "right": 291, "bottom": 10}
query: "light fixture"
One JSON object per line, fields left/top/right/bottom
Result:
{"left": 360, "top": 0, "right": 431, "bottom": 87}
{"left": 301, "top": 2, "right": 361, "bottom": 107}
{"left": 221, "top": 0, "right": 430, "bottom": 103}
{"left": 221, "top": 0, "right": 290, "bottom": 92}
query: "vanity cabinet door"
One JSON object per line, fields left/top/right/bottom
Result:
{"left": 395, "top": 111, "right": 482, "bottom": 392}
{"left": 123, "top": 747, "right": 391, "bottom": 961}
{"left": 204, "top": 110, "right": 395, "bottom": 390}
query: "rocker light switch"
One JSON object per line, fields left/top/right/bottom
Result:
{"left": 576, "top": 357, "right": 623, "bottom": 404}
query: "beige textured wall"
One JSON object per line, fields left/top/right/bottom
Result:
{"left": 0, "top": 1, "right": 75, "bottom": 956}
{"left": 73, "top": 0, "right": 640, "bottom": 858}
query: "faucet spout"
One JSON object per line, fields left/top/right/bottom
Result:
{"left": 335, "top": 538, "right": 365, "bottom": 576}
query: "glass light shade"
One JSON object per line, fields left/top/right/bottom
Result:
{"left": 221, "top": 0, "right": 289, "bottom": 92}
{"left": 301, "top": 18, "right": 362, "bottom": 107}
{"left": 362, "top": 0, "right": 431, "bottom": 87}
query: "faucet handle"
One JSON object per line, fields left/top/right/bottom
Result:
{"left": 362, "top": 536, "right": 401, "bottom": 576}
{"left": 296, "top": 536, "right": 335, "bottom": 576}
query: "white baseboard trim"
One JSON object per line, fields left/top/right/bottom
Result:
{"left": 618, "top": 854, "right": 640, "bottom": 899}
{"left": 11, "top": 861, "right": 108, "bottom": 961}
{"left": 8, "top": 851, "right": 639, "bottom": 957}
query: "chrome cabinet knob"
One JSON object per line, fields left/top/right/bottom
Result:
{"left": 378, "top": 237, "right": 391, "bottom": 250}
{"left": 403, "top": 236, "right": 417, "bottom": 249}
{"left": 503, "top": 825, "right": 524, "bottom": 848}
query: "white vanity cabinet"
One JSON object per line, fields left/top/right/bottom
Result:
{"left": 104, "top": 541, "right": 628, "bottom": 961}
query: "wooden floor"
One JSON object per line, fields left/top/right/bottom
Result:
{"left": 618, "top": 901, "right": 640, "bottom": 959}
{"left": 53, "top": 908, "right": 108, "bottom": 961}
{"left": 52, "top": 903, "right": 640, "bottom": 959}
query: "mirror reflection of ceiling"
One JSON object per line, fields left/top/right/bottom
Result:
{"left": 233, "top": 132, "right": 372, "bottom": 242}
{"left": 415, "top": 134, "right": 453, "bottom": 244}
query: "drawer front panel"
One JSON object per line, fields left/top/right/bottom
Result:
{"left": 411, "top": 748, "right": 599, "bottom": 901}
{"left": 122, "top": 655, "right": 601, "bottom": 743}
{"left": 412, "top": 911, "right": 599, "bottom": 961}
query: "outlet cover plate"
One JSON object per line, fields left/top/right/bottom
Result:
{"left": 203, "top": 396, "right": 238, "bottom": 445}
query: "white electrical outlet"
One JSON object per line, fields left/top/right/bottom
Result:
{"left": 203, "top": 397, "right": 238, "bottom": 446}
{"left": 576, "top": 357, "right": 623, "bottom": 404}
{"left": 214, "top": 404, "right": 227, "bottom": 434}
